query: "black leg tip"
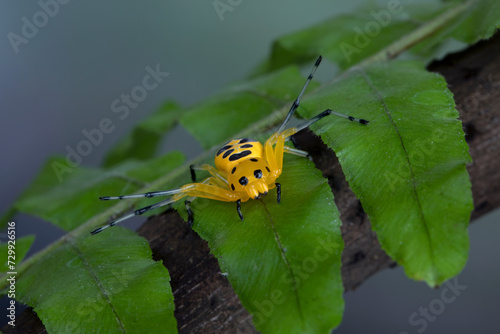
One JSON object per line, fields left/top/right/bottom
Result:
{"left": 315, "top": 55, "right": 322, "bottom": 66}
{"left": 320, "top": 109, "right": 332, "bottom": 118}
{"left": 91, "top": 227, "right": 102, "bottom": 235}
{"left": 185, "top": 200, "right": 194, "bottom": 228}
{"left": 189, "top": 165, "right": 197, "bottom": 182}
{"left": 360, "top": 119, "right": 369, "bottom": 125}
{"left": 275, "top": 183, "right": 281, "bottom": 204}
{"left": 236, "top": 199, "right": 244, "bottom": 221}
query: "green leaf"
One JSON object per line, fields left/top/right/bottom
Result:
{"left": 411, "top": 0, "right": 500, "bottom": 60}
{"left": 183, "top": 155, "right": 344, "bottom": 333}
{"left": 103, "top": 101, "right": 183, "bottom": 167}
{"left": 14, "top": 151, "right": 184, "bottom": 231}
{"left": 259, "top": 0, "right": 500, "bottom": 72}
{"left": 16, "top": 228, "right": 177, "bottom": 333}
{"left": 0, "top": 235, "right": 35, "bottom": 275}
{"left": 301, "top": 60, "right": 472, "bottom": 287}
{"left": 180, "top": 66, "right": 319, "bottom": 149}
{"left": 265, "top": 12, "right": 419, "bottom": 71}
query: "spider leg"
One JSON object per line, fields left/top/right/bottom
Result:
{"left": 236, "top": 199, "right": 243, "bottom": 221}
{"left": 277, "top": 56, "right": 323, "bottom": 134}
{"left": 185, "top": 199, "right": 194, "bottom": 228}
{"left": 264, "top": 56, "right": 323, "bottom": 177}
{"left": 189, "top": 164, "right": 228, "bottom": 187}
{"left": 289, "top": 135, "right": 303, "bottom": 151}
{"left": 275, "top": 183, "right": 281, "bottom": 203}
{"left": 183, "top": 182, "right": 245, "bottom": 224}
{"left": 189, "top": 165, "right": 197, "bottom": 182}
{"left": 291, "top": 109, "right": 369, "bottom": 135}
{"left": 99, "top": 187, "right": 192, "bottom": 201}
{"left": 91, "top": 197, "right": 176, "bottom": 235}
{"left": 184, "top": 176, "right": 216, "bottom": 227}
{"left": 93, "top": 177, "right": 242, "bottom": 234}
{"left": 179, "top": 182, "right": 240, "bottom": 202}
{"left": 268, "top": 108, "right": 370, "bottom": 177}
{"left": 265, "top": 129, "right": 295, "bottom": 177}
{"left": 283, "top": 146, "right": 309, "bottom": 158}
{"left": 99, "top": 174, "right": 232, "bottom": 203}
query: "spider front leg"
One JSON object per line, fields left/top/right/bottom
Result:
{"left": 271, "top": 109, "right": 369, "bottom": 171}
{"left": 265, "top": 128, "right": 300, "bottom": 180}
{"left": 264, "top": 108, "right": 369, "bottom": 203}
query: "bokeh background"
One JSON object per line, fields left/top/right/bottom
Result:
{"left": 1, "top": 1, "right": 498, "bottom": 332}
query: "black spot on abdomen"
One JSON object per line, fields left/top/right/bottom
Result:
{"left": 217, "top": 144, "right": 233, "bottom": 156}
{"left": 229, "top": 150, "right": 252, "bottom": 161}
{"left": 239, "top": 138, "right": 256, "bottom": 144}
{"left": 223, "top": 148, "right": 235, "bottom": 159}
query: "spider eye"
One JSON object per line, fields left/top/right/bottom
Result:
{"left": 239, "top": 176, "right": 248, "bottom": 186}
{"left": 254, "top": 169, "right": 262, "bottom": 179}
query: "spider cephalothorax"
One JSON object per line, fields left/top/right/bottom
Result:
{"left": 215, "top": 138, "right": 274, "bottom": 200}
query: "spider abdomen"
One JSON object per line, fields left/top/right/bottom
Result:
{"left": 214, "top": 138, "right": 262, "bottom": 173}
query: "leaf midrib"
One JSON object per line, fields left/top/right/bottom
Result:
{"left": 68, "top": 238, "right": 127, "bottom": 333}
{"left": 355, "top": 66, "right": 437, "bottom": 283}
{"left": 260, "top": 199, "right": 304, "bottom": 325}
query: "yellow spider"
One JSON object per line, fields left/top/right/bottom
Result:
{"left": 91, "top": 56, "right": 368, "bottom": 235}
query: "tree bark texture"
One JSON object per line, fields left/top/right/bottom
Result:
{"left": 5, "top": 32, "right": 500, "bottom": 334}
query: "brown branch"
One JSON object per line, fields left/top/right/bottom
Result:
{"left": 6, "top": 33, "right": 500, "bottom": 334}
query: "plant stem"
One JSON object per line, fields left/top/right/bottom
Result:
{"left": 358, "top": 0, "right": 477, "bottom": 67}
